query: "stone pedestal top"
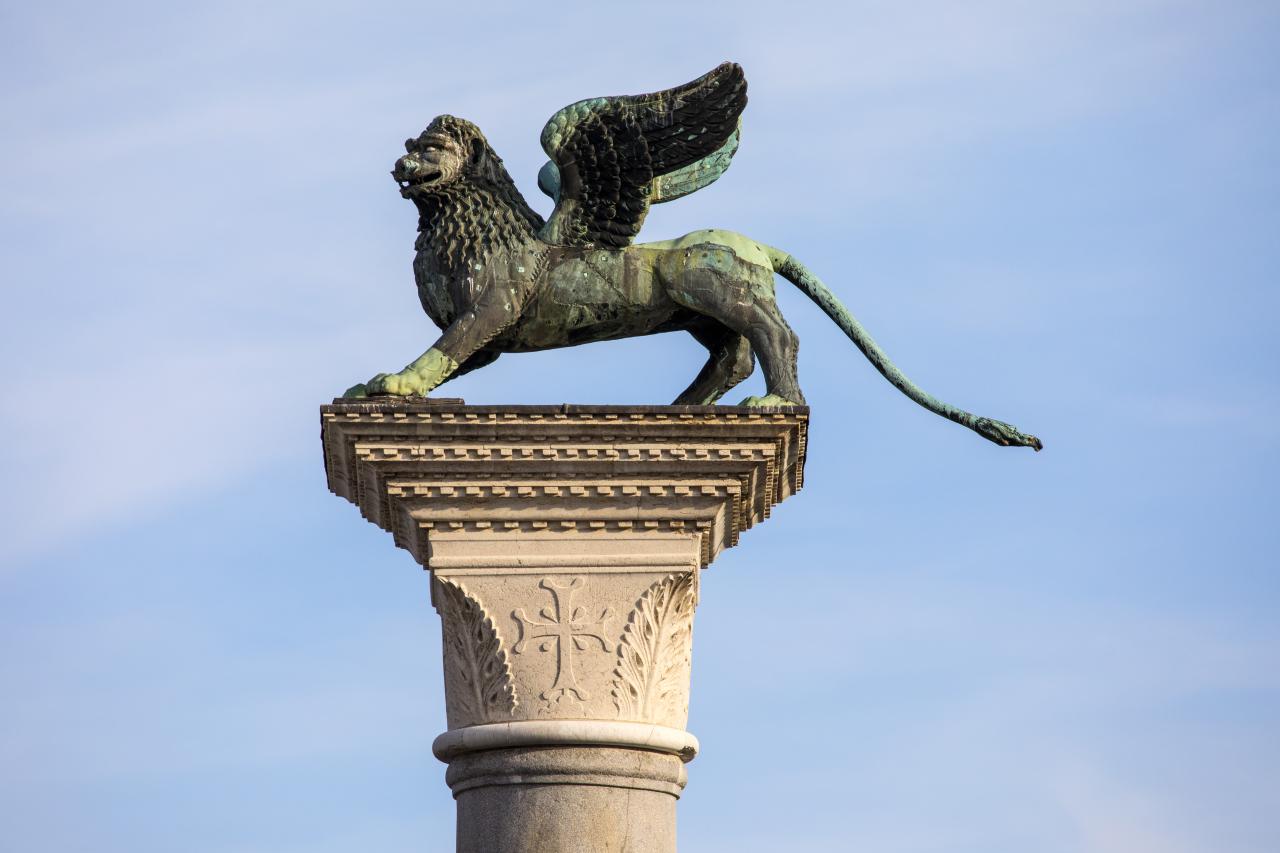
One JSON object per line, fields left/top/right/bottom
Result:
{"left": 321, "top": 399, "right": 808, "bottom": 568}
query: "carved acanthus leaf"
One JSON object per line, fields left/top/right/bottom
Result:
{"left": 611, "top": 572, "right": 696, "bottom": 724}
{"left": 436, "top": 576, "right": 518, "bottom": 725}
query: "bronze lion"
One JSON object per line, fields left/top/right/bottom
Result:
{"left": 343, "top": 63, "right": 1040, "bottom": 450}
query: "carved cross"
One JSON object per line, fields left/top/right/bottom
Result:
{"left": 513, "top": 577, "right": 613, "bottom": 701}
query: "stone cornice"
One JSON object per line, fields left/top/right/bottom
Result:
{"left": 321, "top": 400, "right": 808, "bottom": 568}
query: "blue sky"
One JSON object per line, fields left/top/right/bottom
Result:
{"left": 2, "top": 1, "right": 1277, "bottom": 850}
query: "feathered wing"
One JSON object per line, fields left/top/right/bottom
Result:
{"left": 537, "top": 62, "right": 747, "bottom": 248}
{"left": 648, "top": 127, "right": 740, "bottom": 204}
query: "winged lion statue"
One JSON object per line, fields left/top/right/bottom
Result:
{"left": 343, "top": 62, "right": 1042, "bottom": 450}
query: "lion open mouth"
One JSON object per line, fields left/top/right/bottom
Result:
{"left": 394, "top": 167, "right": 445, "bottom": 192}
{"left": 396, "top": 171, "right": 443, "bottom": 192}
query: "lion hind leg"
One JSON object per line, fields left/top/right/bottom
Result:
{"left": 662, "top": 246, "right": 805, "bottom": 406}
{"left": 733, "top": 307, "right": 805, "bottom": 406}
{"left": 672, "top": 323, "right": 754, "bottom": 405}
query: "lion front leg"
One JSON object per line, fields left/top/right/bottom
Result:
{"left": 342, "top": 284, "right": 526, "bottom": 398}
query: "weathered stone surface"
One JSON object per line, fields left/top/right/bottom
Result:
{"left": 321, "top": 399, "right": 808, "bottom": 851}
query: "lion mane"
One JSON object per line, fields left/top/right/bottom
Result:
{"left": 411, "top": 115, "right": 545, "bottom": 270}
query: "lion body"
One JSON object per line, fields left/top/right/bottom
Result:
{"left": 407, "top": 220, "right": 801, "bottom": 404}
{"left": 443, "top": 229, "right": 778, "bottom": 352}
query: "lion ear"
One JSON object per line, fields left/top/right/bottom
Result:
{"left": 468, "top": 137, "right": 485, "bottom": 167}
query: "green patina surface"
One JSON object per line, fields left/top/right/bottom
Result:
{"left": 344, "top": 63, "right": 1042, "bottom": 451}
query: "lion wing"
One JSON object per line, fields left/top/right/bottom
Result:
{"left": 537, "top": 62, "right": 747, "bottom": 249}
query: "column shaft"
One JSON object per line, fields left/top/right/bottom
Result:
{"left": 448, "top": 746, "right": 683, "bottom": 853}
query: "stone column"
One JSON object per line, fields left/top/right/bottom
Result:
{"left": 321, "top": 401, "right": 808, "bottom": 853}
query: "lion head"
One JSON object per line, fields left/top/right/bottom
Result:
{"left": 392, "top": 114, "right": 545, "bottom": 240}
{"left": 392, "top": 115, "right": 479, "bottom": 198}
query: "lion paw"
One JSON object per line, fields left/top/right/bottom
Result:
{"left": 341, "top": 370, "right": 430, "bottom": 398}
{"left": 737, "top": 394, "right": 802, "bottom": 408}
{"left": 366, "top": 370, "right": 433, "bottom": 397}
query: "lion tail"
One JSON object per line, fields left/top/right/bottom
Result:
{"left": 763, "top": 245, "right": 1042, "bottom": 451}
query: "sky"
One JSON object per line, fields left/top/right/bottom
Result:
{"left": 1, "top": 0, "right": 1277, "bottom": 850}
